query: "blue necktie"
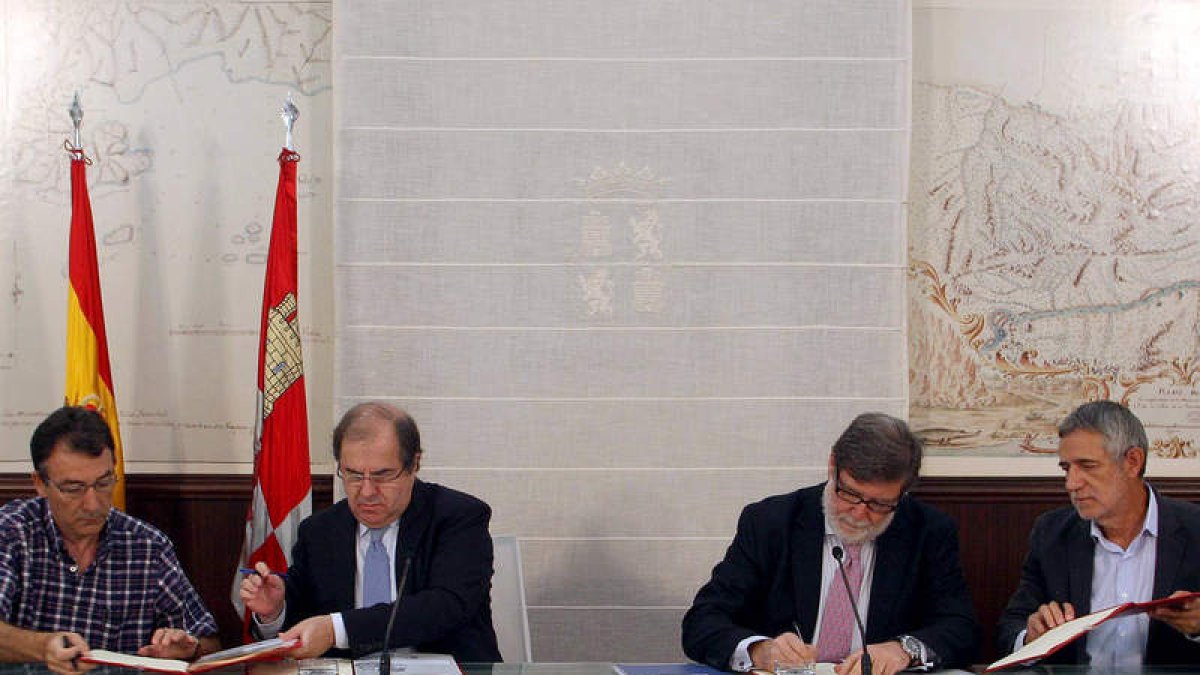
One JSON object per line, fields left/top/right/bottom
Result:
{"left": 362, "top": 527, "right": 392, "bottom": 606}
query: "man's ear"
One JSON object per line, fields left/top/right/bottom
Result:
{"left": 412, "top": 452, "right": 422, "bottom": 474}
{"left": 1124, "top": 446, "right": 1146, "bottom": 477}
{"left": 827, "top": 452, "right": 836, "bottom": 479}
{"left": 32, "top": 472, "right": 47, "bottom": 498}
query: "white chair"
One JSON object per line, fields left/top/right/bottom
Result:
{"left": 490, "top": 535, "right": 532, "bottom": 662}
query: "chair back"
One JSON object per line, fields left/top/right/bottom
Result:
{"left": 491, "top": 534, "right": 531, "bottom": 662}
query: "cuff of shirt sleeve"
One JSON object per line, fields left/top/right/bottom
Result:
{"left": 1009, "top": 630, "right": 1045, "bottom": 665}
{"left": 253, "top": 606, "right": 286, "bottom": 638}
{"left": 899, "top": 635, "right": 937, "bottom": 671}
{"left": 731, "top": 635, "right": 769, "bottom": 672}
{"left": 331, "top": 612, "right": 348, "bottom": 650}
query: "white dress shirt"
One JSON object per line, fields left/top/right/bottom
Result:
{"left": 730, "top": 525, "right": 876, "bottom": 671}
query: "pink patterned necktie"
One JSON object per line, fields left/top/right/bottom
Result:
{"left": 817, "top": 543, "right": 863, "bottom": 662}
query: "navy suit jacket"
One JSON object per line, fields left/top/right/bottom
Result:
{"left": 681, "top": 483, "right": 979, "bottom": 670}
{"left": 281, "top": 479, "right": 502, "bottom": 662}
{"left": 996, "top": 490, "right": 1200, "bottom": 664}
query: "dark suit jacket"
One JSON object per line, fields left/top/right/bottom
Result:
{"left": 996, "top": 489, "right": 1200, "bottom": 664}
{"left": 681, "top": 483, "right": 979, "bottom": 670}
{"left": 281, "top": 479, "right": 502, "bottom": 662}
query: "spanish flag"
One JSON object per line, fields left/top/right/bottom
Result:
{"left": 65, "top": 147, "right": 125, "bottom": 509}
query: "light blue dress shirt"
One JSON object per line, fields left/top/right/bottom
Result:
{"left": 1085, "top": 490, "right": 1158, "bottom": 670}
{"left": 255, "top": 520, "right": 400, "bottom": 649}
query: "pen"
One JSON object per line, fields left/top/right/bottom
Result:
{"left": 239, "top": 567, "right": 288, "bottom": 579}
{"left": 62, "top": 635, "right": 78, "bottom": 671}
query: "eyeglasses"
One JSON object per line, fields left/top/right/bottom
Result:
{"left": 43, "top": 472, "right": 118, "bottom": 498}
{"left": 337, "top": 466, "right": 406, "bottom": 486}
{"left": 833, "top": 474, "right": 902, "bottom": 514}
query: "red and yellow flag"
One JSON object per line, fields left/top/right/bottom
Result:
{"left": 233, "top": 148, "right": 312, "bottom": 625}
{"left": 65, "top": 148, "right": 125, "bottom": 509}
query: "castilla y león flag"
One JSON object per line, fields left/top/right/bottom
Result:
{"left": 233, "top": 148, "right": 312, "bottom": 619}
{"left": 65, "top": 147, "right": 126, "bottom": 510}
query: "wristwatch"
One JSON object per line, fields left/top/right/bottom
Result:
{"left": 897, "top": 634, "right": 924, "bottom": 667}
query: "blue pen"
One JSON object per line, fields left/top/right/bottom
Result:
{"left": 239, "top": 567, "right": 288, "bottom": 579}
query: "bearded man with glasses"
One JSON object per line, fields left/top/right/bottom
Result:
{"left": 683, "top": 412, "right": 979, "bottom": 675}
{"left": 0, "top": 407, "right": 218, "bottom": 673}
{"left": 240, "top": 402, "right": 500, "bottom": 662}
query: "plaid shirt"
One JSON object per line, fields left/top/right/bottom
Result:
{"left": 0, "top": 497, "right": 217, "bottom": 652}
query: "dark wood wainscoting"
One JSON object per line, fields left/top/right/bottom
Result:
{"left": 0, "top": 473, "right": 333, "bottom": 649}
{"left": 1, "top": 475, "right": 1197, "bottom": 659}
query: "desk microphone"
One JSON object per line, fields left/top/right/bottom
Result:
{"left": 831, "top": 545, "right": 871, "bottom": 675}
{"left": 379, "top": 552, "right": 413, "bottom": 675}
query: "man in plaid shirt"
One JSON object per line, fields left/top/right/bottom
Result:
{"left": 0, "top": 407, "right": 219, "bottom": 673}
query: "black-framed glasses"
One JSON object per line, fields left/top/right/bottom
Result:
{"left": 43, "top": 472, "right": 118, "bottom": 499}
{"left": 833, "top": 465, "right": 903, "bottom": 514}
{"left": 336, "top": 466, "right": 406, "bottom": 486}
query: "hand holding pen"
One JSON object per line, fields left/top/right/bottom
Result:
{"left": 49, "top": 633, "right": 90, "bottom": 675}
{"left": 238, "top": 561, "right": 288, "bottom": 622}
{"left": 748, "top": 622, "right": 816, "bottom": 671}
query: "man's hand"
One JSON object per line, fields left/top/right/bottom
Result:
{"left": 1149, "top": 590, "right": 1200, "bottom": 637}
{"left": 1025, "top": 601, "right": 1076, "bottom": 643}
{"left": 240, "top": 561, "right": 287, "bottom": 622}
{"left": 137, "top": 628, "right": 198, "bottom": 659}
{"left": 45, "top": 632, "right": 93, "bottom": 675}
{"left": 280, "top": 616, "right": 335, "bottom": 659}
{"left": 835, "top": 642, "right": 910, "bottom": 675}
{"left": 749, "top": 632, "right": 817, "bottom": 671}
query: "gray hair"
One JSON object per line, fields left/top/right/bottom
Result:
{"left": 1058, "top": 400, "right": 1148, "bottom": 477}
{"left": 831, "top": 412, "right": 922, "bottom": 488}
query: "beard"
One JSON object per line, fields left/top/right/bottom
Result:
{"left": 823, "top": 480, "right": 895, "bottom": 545}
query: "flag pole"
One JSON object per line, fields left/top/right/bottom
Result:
{"left": 281, "top": 92, "right": 298, "bottom": 151}
{"left": 69, "top": 91, "right": 83, "bottom": 151}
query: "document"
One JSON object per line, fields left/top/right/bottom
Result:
{"left": 83, "top": 637, "right": 300, "bottom": 673}
{"left": 986, "top": 591, "right": 1200, "bottom": 672}
{"left": 296, "top": 658, "right": 355, "bottom": 675}
{"left": 746, "top": 665, "right": 836, "bottom": 675}
{"left": 352, "top": 652, "right": 461, "bottom": 675}
{"left": 615, "top": 664, "right": 729, "bottom": 675}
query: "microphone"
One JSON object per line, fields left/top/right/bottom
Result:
{"left": 831, "top": 545, "right": 871, "bottom": 675}
{"left": 379, "top": 552, "right": 413, "bottom": 675}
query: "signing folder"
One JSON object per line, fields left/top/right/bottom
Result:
{"left": 986, "top": 591, "right": 1200, "bottom": 671}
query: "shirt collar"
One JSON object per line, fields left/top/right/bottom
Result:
{"left": 357, "top": 518, "right": 400, "bottom": 541}
{"left": 1090, "top": 484, "right": 1158, "bottom": 550}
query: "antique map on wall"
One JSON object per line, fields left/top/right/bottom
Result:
{"left": 909, "top": 2, "right": 1200, "bottom": 464}
{"left": 0, "top": 1, "right": 333, "bottom": 470}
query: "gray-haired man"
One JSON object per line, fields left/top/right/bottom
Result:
{"left": 997, "top": 400, "right": 1200, "bottom": 668}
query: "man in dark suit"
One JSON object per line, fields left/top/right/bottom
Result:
{"left": 996, "top": 400, "right": 1200, "bottom": 668}
{"left": 682, "top": 413, "right": 979, "bottom": 675}
{"left": 240, "top": 403, "right": 501, "bottom": 662}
